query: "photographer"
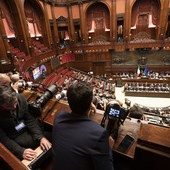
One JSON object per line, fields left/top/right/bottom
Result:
{"left": 0, "top": 73, "right": 19, "bottom": 92}
{"left": 52, "top": 82, "right": 114, "bottom": 170}
{"left": 0, "top": 85, "right": 51, "bottom": 161}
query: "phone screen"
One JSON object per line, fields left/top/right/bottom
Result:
{"left": 109, "top": 108, "right": 120, "bottom": 117}
{"left": 117, "top": 134, "right": 135, "bottom": 153}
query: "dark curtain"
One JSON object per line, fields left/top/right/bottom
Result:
{"left": 0, "top": 1, "right": 14, "bottom": 33}
{"left": 151, "top": 0, "right": 159, "bottom": 26}
{"left": 24, "top": 1, "right": 41, "bottom": 34}
{"left": 86, "top": 3, "right": 110, "bottom": 31}
{"left": 87, "top": 12, "right": 92, "bottom": 31}
{"left": 131, "top": 0, "right": 159, "bottom": 27}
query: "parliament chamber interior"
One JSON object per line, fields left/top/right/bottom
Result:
{"left": 0, "top": 0, "right": 170, "bottom": 170}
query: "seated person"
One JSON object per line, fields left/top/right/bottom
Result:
{"left": 0, "top": 85, "right": 51, "bottom": 161}
{"left": 52, "top": 82, "right": 114, "bottom": 170}
{"left": 128, "top": 104, "right": 146, "bottom": 120}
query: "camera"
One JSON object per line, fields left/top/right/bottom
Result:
{"left": 18, "top": 81, "right": 39, "bottom": 88}
{"left": 10, "top": 74, "right": 39, "bottom": 89}
{"left": 28, "top": 84, "right": 58, "bottom": 116}
{"left": 55, "top": 90, "right": 67, "bottom": 101}
{"left": 93, "top": 96, "right": 109, "bottom": 111}
{"left": 11, "top": 81, "right": 39, "bottom": 89}
{"left": 101, "top": 100, "right": 129, "bottom": 140}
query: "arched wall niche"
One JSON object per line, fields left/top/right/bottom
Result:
{"left": 84, "top": 1, "right": 111, "bottom": 44}
{"left": 129, "top": 0, "right": 162, "bottom": 41}
{"left": 130, "top": 0, "right": 162, "bottom": 10}
{"left": 24, "top": 0, "right": 50, "bottom": 47}
{"left": 2, "top": 0, "right": 31, "bottom": 54}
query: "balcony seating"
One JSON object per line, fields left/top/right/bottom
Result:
{"left": 57, "top": 67, "right": 64, "bottom": 74}
{"left": 43, "top": 73, "right": 56, "bottom": 87}
{"left": 16, "top": 52, "right": 26, "bottom": 58}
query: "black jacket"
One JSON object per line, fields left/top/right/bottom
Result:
{"left": 52, "top": 110, "right": 114, "bottom": 170}
{"left": 0, "top": 93, "right": 44, "bottom": 159}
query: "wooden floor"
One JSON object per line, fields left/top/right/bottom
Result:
{"left": 115, "top": 87, "right": 170, "bottom": 108}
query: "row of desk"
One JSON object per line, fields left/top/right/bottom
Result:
{"left": 121, "top": 78, "right": 170, "bottom": 86}
{"left": 22, "top": 90, "right": 170, "bottom": 161}
{"left": 125, "top": 91, "right": 170, "bottom": 98}
{"left": 1, "top": 90, "right": 169, "bottom": 170}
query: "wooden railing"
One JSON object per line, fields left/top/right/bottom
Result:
{"left": 71, "top": 41, "right": 170, "bottom": 53}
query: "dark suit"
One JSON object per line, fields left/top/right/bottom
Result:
{"left": 52, "top": 111, "right": 114, "bottom": 170}
{"left": 0, "top": 93, "right": 44, "bottom": 159}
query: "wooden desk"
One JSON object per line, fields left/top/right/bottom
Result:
{"left": 0, "top": 142, "right": 27, "bottom": 170}
{"left": 122, "top": 78, "right": 170, "bottom": 86}
{"left": 112, "top": 118, "right": 141, "bottom": 159}
{"left": 137, "top": 123, "right": 170, "bottom": 153}
{"left": 125, "top": 91, "right": 170, "bottom": 98}
{"left": 89, "top": 111, "right": 141, "bottom": 159}
{"left": 22, "top": 90, "right": 147, "bottom": 159}
{"left": 21, "top": 90, "right": 36, "bottom": 101}
{"left": 134, "top": 123, "right": 170, "bottom": 170}
{"left": 41, "top": 100, "right": 140, "bottom": 159}
{"left": 41, "top": 100, "right": 71, "bottom": 125}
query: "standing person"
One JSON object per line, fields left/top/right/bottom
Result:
{"left": 52, "top": 82, "right": 114, "bottom": 170}
{"left": 0, "top": 85, "right": 52, "bottom": 161}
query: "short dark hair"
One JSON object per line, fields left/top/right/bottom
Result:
{"left": 0, "top": 85, "right": 17, "bottom": 106}
{"left": 67, "top": 82, "right": 93, "bottom": 114}
{"left": 129, "top": 105, "right": 144, "bottom": 119}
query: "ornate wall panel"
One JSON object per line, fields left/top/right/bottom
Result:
{"left": 111, "top": 50, "right": 170, "bottom": 66}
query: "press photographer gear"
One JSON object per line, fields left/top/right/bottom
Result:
{"left": 11, "top": 74, "right": 39, "bottom": 89}
{"left": 28, "top": 84, "right": 58, "bottom": 116}
{"left": 55, "top": 90, "right": 67, "bottom": 101}
{"left": 101, "top": 100, "right": 129, "bottom": 141}
{"left": 17, "top": 81, "right": 39, "bottom": 89}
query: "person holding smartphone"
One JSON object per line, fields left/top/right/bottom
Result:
{"left": 52, "top": 82, "right": 114, "bottom": 170}
{"left": 0, "top": 84, "right": 52, "bottom": 161}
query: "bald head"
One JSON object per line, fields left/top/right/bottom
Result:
{"left": 11, "top": 74, "right": 19, "bottom": 82}
{"left": 0, "top": 74, "right": 11, "bottom": 85}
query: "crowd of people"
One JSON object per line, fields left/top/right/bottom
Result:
{"left": 0, "top": 69, "right": 169, "bottom": 169}
{"left": 113, "top": 71, "right": 170, "bottom": 79}
{"left": 0, "top": 73, "right": 52, "bottom": 161}
{"left": 0, "top": 73, "right": 115, "bottom": 169}
{"left": 124, "top": 82, "right": 170, "bottom": 92}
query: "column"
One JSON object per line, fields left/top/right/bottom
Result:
{"left": 51, "top": 2, "right": 59, "bottom": 49}
{"left": 111, "top": 0, "right": 117, "bottom": 43}
{"left": 0, "top": 8, "right": 11, "bottom": 62}
{"left": 43, "top": 0, "right": 53, "bottom": 48}
{"left": 67, "top": 3, "right": 76, "bottom": 44}
{"left": 15, "top": 0, "right": 31, "bottom": 57}
{"left": 124, "top": 0, "right": 130, "bottom": 43}
{"left": 78, "top": 1, "right": 85, "bottom": 43}
{"left": 157, "top": 0, "right": 169, "bottom": 40}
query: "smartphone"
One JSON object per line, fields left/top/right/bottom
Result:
{"left": 117, "top": 134, "right": 135, "bottom": 153}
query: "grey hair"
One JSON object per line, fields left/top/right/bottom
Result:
{"left": 0, "top": 85, "right": 17, "bottom": 106}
